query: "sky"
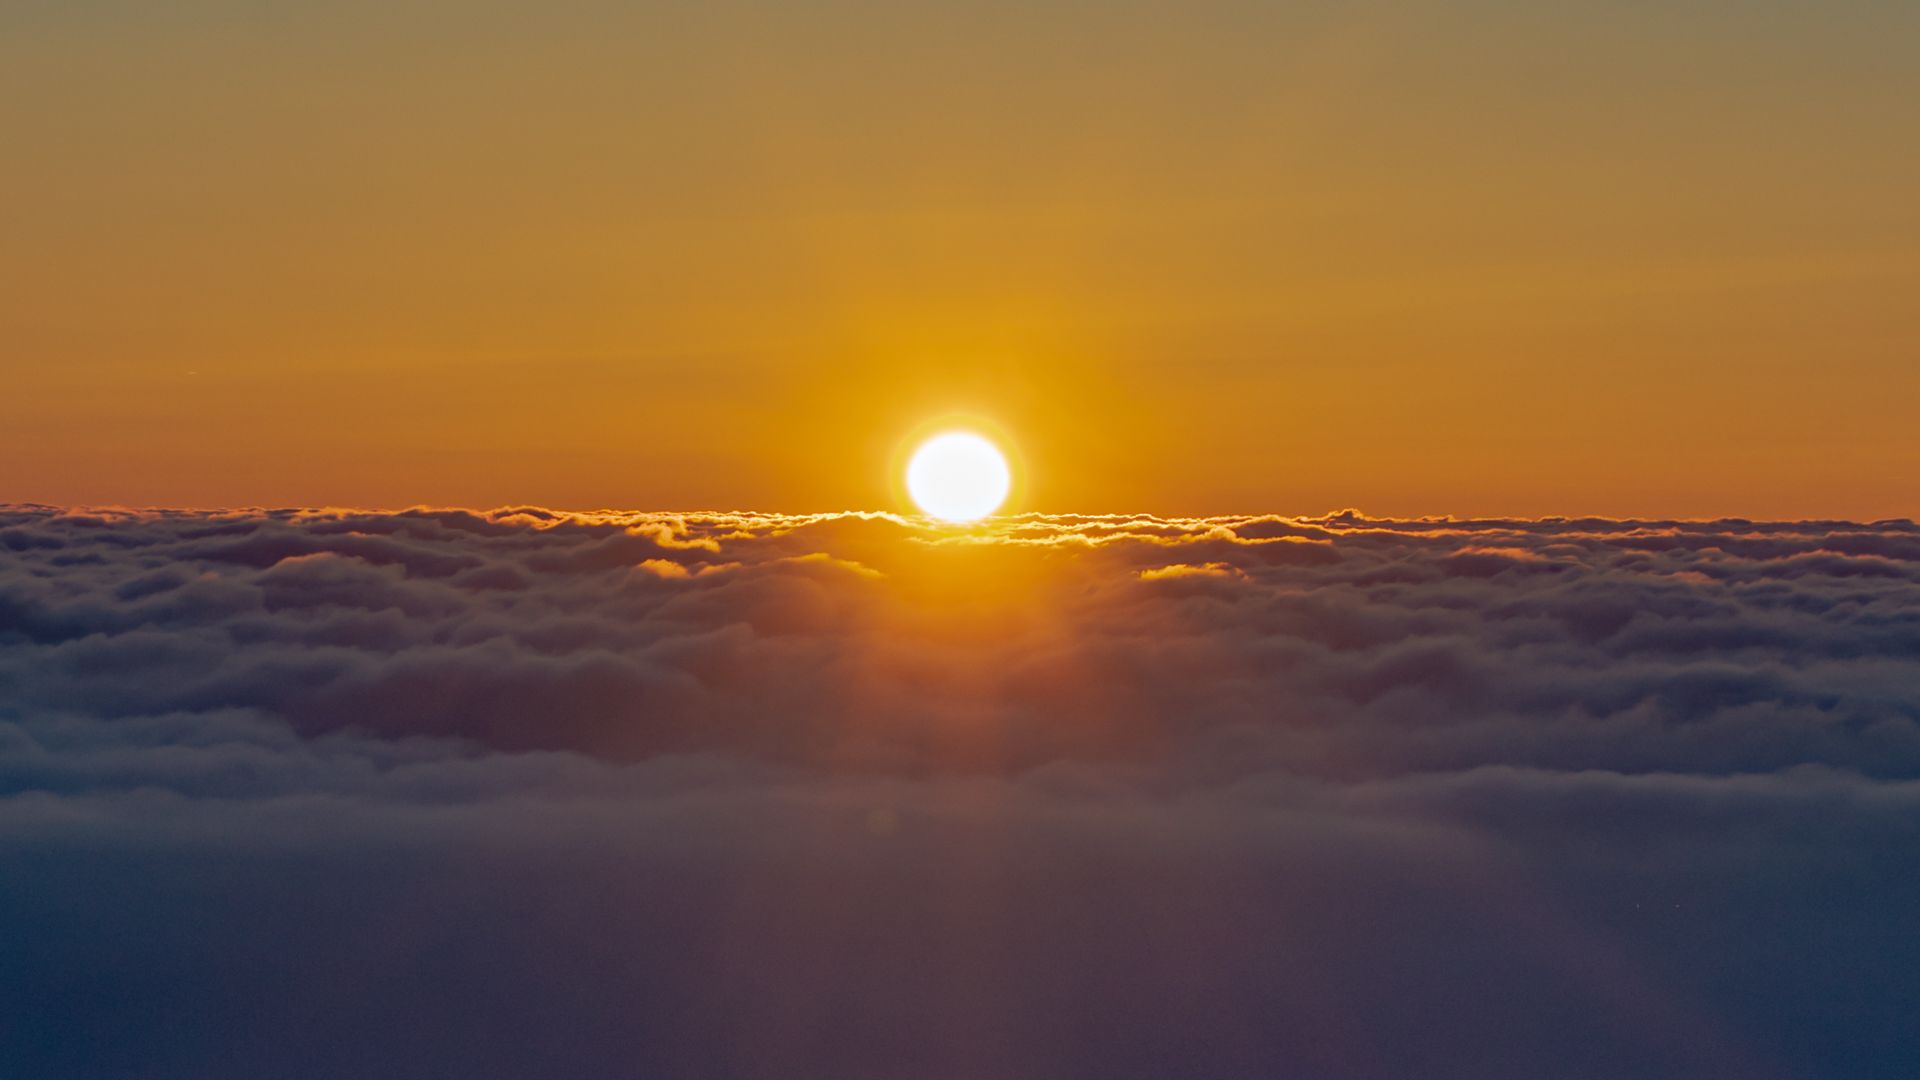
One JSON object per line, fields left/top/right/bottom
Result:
{"left": 5, "top": 0, "right": 1918, "bottom": 517}
{"left": 6, "top": 505, "right": 1920, "bottom": 1077}
{"left": 8, "top": 8, "right": 1920, "bottom": 1075}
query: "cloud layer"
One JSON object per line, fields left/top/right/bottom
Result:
{"left": 4, "top": 505, "right": 1919, "bottom": 1078}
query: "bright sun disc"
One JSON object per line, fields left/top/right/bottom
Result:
{"left": 906, "top": 432, "right": 1011, "bottom": 522}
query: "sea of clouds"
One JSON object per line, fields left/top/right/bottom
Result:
{"left": 4, "top": 505, "right": 1919, "bottom": 1078}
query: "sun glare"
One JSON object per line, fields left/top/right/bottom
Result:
{"left": 906, "top": 432, "right": 1012, "bottom": 522}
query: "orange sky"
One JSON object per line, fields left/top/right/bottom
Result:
{"left": 4, "top": 1, "right": 1917, "bottom": 517}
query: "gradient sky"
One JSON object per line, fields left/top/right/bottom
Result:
{"left": 5, "top": 0, "right": 1916, "bottom": 516}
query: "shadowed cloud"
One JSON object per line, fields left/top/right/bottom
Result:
{"left": 3, "top": 505, "right": 1919, "bottom": 1078}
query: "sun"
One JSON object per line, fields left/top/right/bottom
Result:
{"left": 906, "top": 431, "right": 1012, "bottom": 522}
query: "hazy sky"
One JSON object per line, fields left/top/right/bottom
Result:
{"left": 5, "top": 0, "right": 1916, "bottom": 516}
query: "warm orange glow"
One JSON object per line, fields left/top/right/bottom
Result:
{"left": 2, "top": 5, "right": 1915, "bottom": 518}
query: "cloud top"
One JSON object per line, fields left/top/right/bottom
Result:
{"left": 3, "top": 505, "right": 1919, "bottom": 1078}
